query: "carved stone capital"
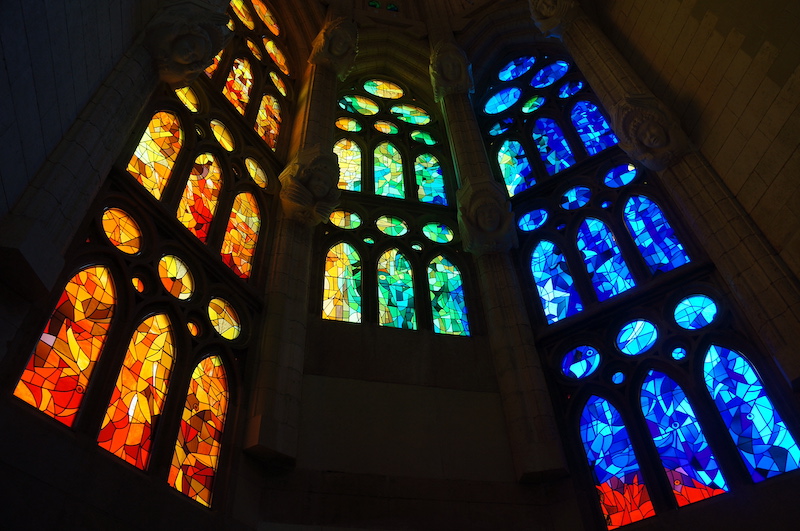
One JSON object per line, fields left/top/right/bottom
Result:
{"left": 309, "top": 18, "right": 358, "bottom": 81}
{"left": 429, "top": 42, "right": 473, "bottom": 102}
{"left": 613, "top": 94, "right": 692, "bottom": 171}
{"left": 458, "top": 180, "right": 518, "bottom": 256}
{"left": 279, "top": 146, "right": 341, "bottom": 226}
{"left": 144, "top": 0, "right": 232, "bottom": 88}
{"left": 528, "top": 0, "right": 580, "bottom": 38}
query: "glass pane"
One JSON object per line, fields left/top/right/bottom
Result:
{"left": 210, "top": 119, "right": 235, "bottom": 151}
{"left": 175, "top": 87, "right": 199, "bottom": 112}
{"left": 127, "top": 111, "right": 183, "bottom": 200}
{"left": 333, "top": 138, "right": 362, "bottom": 191}
{"left": 518, "top": 209, "right": 548, "bottom": 231}
{"left": 220, "top": 192, "right": 261, "bottom": 279}
{"left": 484, "top": 87, "right": 521, "bottom": 114}
{"left": 531, "top": 240, "right": 583, "bottom": 324}
{"left": 377, "top": 248, "right": 416, "bottom": 329}
{"left": 558, "top": 80, "right": 584, "bottom": 98}
{"left": 245, "top": 157, "right": 268, "bottom": 188}
{"left": 498, "top": 139, "right": 535, "bottom": 196}
{"left": 674, "top": 294, "right": 717, "bottom": 329}
{"left": 604, "top": 163, "right": 637, "bottom": 188}
{"left": 577, "top": 218, "right": 636, "bottom": 301}
{"left": 531, "top": 60, "right": 570, "bottom": 88}
{"left": 521, "top": 95, "right": 546, "bottom": 113}
{"left": 222, "top": 58, "right": 253, "bottom": 114}
{"left": 269, "top": 71, "right": 287, "bottom": 95}
{"left": 374, "top": 142, "right": 404, "bottom": 198}
{"left": 616, "top": 320, "right": 657, "bottom": 355}
{"left": 329, "top": 211, "right": 362, "bottom": 229}
{"left": 364, "top": 79, "right": 404, "bottom": 99}
{"left": 255, "top": 94, "right": 281, "bottom": 150}
{"left": 251, "top": 0, "right": 279, "bottom": 34}
{"left": 415, "top": 153, "right": 447, "bottom": 205}
{"left": 560, "top": 186, "right": 591, "bottom": 209}
{"left": 561, "top": 345, "right": 601, "bottom": 379}
{"left": 532, "top": 117, "right": 575, "bottom": 175}
{"left": 264, "top": 39, "right": 289, "bottom": 75}
{"left": 624, "top": 195, "right": 690, "bottom": 274}
{"left": 339, "top": 95, "right": 379, "bottom": 115}
{"left": 208, "top": 297, "right": 241, "bottom": 340}
{"left": 158, "top": 255, "right": 195, "bottom": 300}
{"left": 389, "top": 104, "right": 431, "bottom": 125}
{"left": 410, "top": 130, "right": 436, "bottom": 145}
{"left": 374, "top": 120, "right": 399, "bottom": 134}
{"left": 230, "top": 0, "right": 255, "bottom": 29}
{"left": 102, "top": 208, "right": 142, "bottom": 254}
{"left": 571, "top": 101, "right": 618, "bottom": 155}
{"left": 498, "top": 56, "right": 536, "bottom": 81}
{"left": 177, "top": 153, "right": 223, "bottom": 242}
{"left": 323, "top": 242, "right": 362, "bottom": 322}
{"left": 376, "top": 216, "right": 408, "bottom": 236}
{"left": 428, "top": 255, "right": 469, "bottom": 336}
{"left": 335, "top": 117, "right": 362, "bottom": 132}
{"left": 422, "top": 222, "right": 454, "bottom": 243}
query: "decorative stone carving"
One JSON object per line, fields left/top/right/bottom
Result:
{"left": 145, "top": 0, "right": 232, "bottom": 88}
{"left": 429, "top": 42, "right": 473, "bottom": 102}
{"left": 279, "top": 146, "right": 341, "bottom": 225}
{"left": 458, "top": 181, "right": 518, "bottom": 255}
{"left": 309, "top": 18, "right": 358, "bottom": 81}
{"left": 528, "top": 0, "right": 579, "bottom": 37}
{"left": 613, "top": 94, "right": 692, "bottom": 171}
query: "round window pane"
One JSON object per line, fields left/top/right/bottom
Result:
{"left": 376, "top": 215, "right": 408, "bottom": 236}
{"left": 674, "top": 294, "right": 718, "bottom": 329}
{"left": 604, "top": 163, "right": 637, "bottom": 188}
{"left": 498, "top": 56, "right": 536, "bottom": 81}
{"left": 518, "top": 209, "right": 548, "bottom": 231}
{"left": 560, "top": 186, "right": 591, "bottom": 209}
{"left": 561, "top": 345, "right": 601, "bottom": 379}
{"left": 484, "top": 87, "right": 522, "bottom": 114}
{"left": 422, "top": 222, "right": 454, "bottom": 243}
{"left": 616, "top": 320, "right": 658, "bottom": 355}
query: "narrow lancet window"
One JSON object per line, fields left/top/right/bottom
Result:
{"left": 377, "top": 248, "right": 415, "bottom": 329}
{"left": 220, "top": 192, "right": 261, "bottom": 279}
{"left": 255, "top": 94, "right": 281, "bottom": 150}
{"left": 623, "top": 195, "right": 689, "bottom": 274}
{"left": 374, "top": 142, "right": 404, "bottom": 198}
{"left": 177, "top": 153, "right": 223, "bottom": 242}
{"left": 571, "top": 101, "right": 618, "bottom": 155}
{"left": 497, "top": 139, "right": 535, "bottom": 196}
{"left": 334, "top": 138, "right": 362, "bottom": 191}
{"left": 577, "top": 218, "right": 636, "bottom": 301}
{"left": 531, "top": 240, "right": 583, "bottom": 323}
{"left": 532, "top": 117, "right": 575, "bottom": 175}
{"left": 323, "top": 242, "right": 362, "bottom": 323}
{"left": 415, "top": 153, "right": 447, "bottom": 205}
{"left": 222, "top": 58, "right": 254, "bottom": 114}
{"left": 127, "top": 111, "right": 183, "bottom": 200}
{"left": 428, "top": 255, "right": 469, "bottom": 336}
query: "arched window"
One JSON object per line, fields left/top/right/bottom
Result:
{"left": 177, "top": 153, "right": 223, "bottom": 242}
{"left": 323, "top": 241, "right": 362, "bottom": 323}
{"left": 127, "top": 111, "right": 183, "bottom": 199}
{"left": 428, "top": 255, "right": 469, "bottom": 336}
{"left": 377, "top": 248, "right": 415, "bottom": 329}
{"left": 623, "top": 195, "right": 690, "bottom": 274}
{"left": 530, "top": 239, "right": 583, "bottom": 324}
{"left": 576, "top": 217, "right": 636, "bottom": 301}
{"left": 571, "top": 100, "right": 618, "bottom": 156}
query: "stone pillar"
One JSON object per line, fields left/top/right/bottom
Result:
{"left": 530, "top": 0, "right": 800, "bottom": 384}
{"left": 430, "top": 39, "right": 567, "bottom": 481}
{"left": 244, "top": 17, "right": 353, "bottom": 462}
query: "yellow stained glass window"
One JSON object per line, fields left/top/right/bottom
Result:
{"left": 246, "top": 40, "right": 263, "bottom": 61}
{"left": 14, "top": 266, "right": 116, "bottom": 426}
{"left": 255, "top": 94, "right": 281, "bottom": 150}
{"left": 223, "top": 58, "right": 254, "bottom": 115}
{"left": 208, "top": 298, "right": 241, "bottom": 339}
{"left": 264, "top": 38, "right": 289, "bottom": 75}
{"left": 364, "top": 79, "right": 404, "bottom": 99}
{"left": 323, "top": 242, "right": 362, "bottom": 323}
{"left": 205, "top": 52, "right": 222, "bottom": 78}
{"left": 269, "top": 71, "right": 287, "bottom": 96}
{"left": 102, "top": 208, "right": 142, "bottom": 254}
{"left": 177, "top": 153, "right": 223, "bottom": 242}
{"left": 187, "top": 321, "right": 200, "bottom": 336}
{"left": 251, "top": 0, "right": 279, "bottom": 34}
{"left": 175, "top": 87, "right": 199, "bottom": 112}
{"left": 333, "top": 138, "right": 361, "bottom": 191}
{"left": 97, "top": 314, "right": 175, "bottom": 469}
{"left": 168, "top": 355, "right": 228, "bottom": 507}
{"left": 158, "top": 255, "right": 195, "bottom": 300}
{"left": 245, "top": 157, "right": 268, "bottom": 188}
{"left": 230, "top": 0, "right": 255, "bottom": 29}
{"left": 132, "top": 277, "right": 145, "bottom": 292}
{"left": 221, "top": 192, "right": 261, "bottom": 279}
{"left": 127, "top": 111, "right": 183, "bottom": 200}
{"left": 210, "top": 119, "right": 235, "bottom": 151}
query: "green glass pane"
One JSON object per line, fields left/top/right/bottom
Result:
{"left": 522, "top": 95, "right": 546, "bottom": 113}
{"left": 410, "top": 130, "right": 437, "bottom": 145}
{"left": 389, "top": 104, "right": 431, "bottom": 125}
{"left": 374, "top": 142, "right": 404, "bottom": 198}
{"left": 422, "top": 222, "right": 454, "bottom": 243}
{"left": 374, "top": 120, "right": 399, "bottom": 134}
{"left": 329, "top": 210, "right": 362, "bottom": 229}
{"left": 333, "top": 138, "right": 361, "bottom": 191}
{"left": 335, "top": 117, "right": 362, "bottom": 132}
{"left": 364, "top": 79, "right": 404, "bottom": 99}
{"left": 415, "top": 153, "right": 447, "bottom": 205}
{"left": 338, "top": 95, "right": 379, "bottom": 115}
{"left": 377, "top": 248, "right": 416, "bottom": 329}
{"left": 376, "top": 215, "right": 408, "bottom": 236}
{"left": 428, "top": 255, "right": 469, "bottom": 336}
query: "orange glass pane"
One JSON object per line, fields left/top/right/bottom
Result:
{"left": 246, "top": 40, "right": 263, "bottom": 61}
{"left": 252, "top": 0, "right": 280, "bottom": 34}
{"left": 208, "top": 298, "right": 241, "bottom": 340}
{"left": 220, "top": 192, "right": 261, "bottom": 279}
{"left": 97, "top": 314, "right": 174, "bottom": 469}
{"left": 177, "top": 153, "right": 223, "bottom": 242}
{"left": 244, "top": 157, "right": 268, "bottom": 188}
{"left": 187, "top": 321, "right": 200, "bottom": 336}
{"left": 255, "top": 94, "right": 281, "bottom": 150}
{"left": 222, "top": 58, "right": 253, "bottom": 115}
{"left": 230, "top": 0, "right": 255, "bottom": 29}
{"left": 269, "top": 71, "right": 287, "bottom": 96}
{"left": 205, "top": 52, "right": 222, "bottom": 78}
{"left": 102, "top": 208, "right": 141, "bottom": 254}
{"left": 263, "top": 38, "right": 289, "bottom": 75}
{"left": 158, "top": 255, "right": 195, "bottom": 300}
{"left": 127, "top": 111, "right": 183, "bottom": 200}
{"left": 175, "top": 87, "right": 199, "bottom": 112}
{"left": 14, "top": 266, "right": 116, "bottom": 426}
{"left": 210, "top": 119, "right": 235, "bottom": 151}
{"left": 132, "top": 277, "right": 145, "bottom": 292}
{"left": 168, "top": 355, "right": 228, "bottom": 507}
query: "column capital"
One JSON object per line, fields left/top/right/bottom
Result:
{"left": 279, "top": 146, "right": 341, "bottom": 226}
{"left": 528, "top": 0, "right": 581, "bottom": 38}
{"left": 458, "top": 180, "right": 518, "bottom": 256}
{"left": 429, "top": 41, "right": 473, "bottom": 102}
{"left": 309, "top": 17, "right": 358, "bottom": 81}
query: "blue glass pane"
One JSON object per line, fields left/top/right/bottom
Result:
{"left": 531, "top": 240, "right": 583, "bottom": 324}
{"left": 561, "top": 186, "right": 591, "bottom": 210}
{"left": 428, "top": 255, "right": 469, "bottom": 336}
{"left": 488, "top": 117, "right": 515, "bottom": 136}
{"left": 611, "top": 372, "right": 625, "bottom": 384}
{"left": 498, "top": 140, "right": 535, "bottom": 196}
{"left": 704, "top": 345, "right": 800, "bottom": 482}
{"left": 559, "top": 80, "right": 584, "bottom": 98}
{"left": 572, "top": 101, "right": 618, "bottom": 155}
{"left": 499, "top": 56, "right": 536, "bottom": 81}
{"left": 484, "top": 87, "right": 522, "bottom": 114}
{"left": 672, "top": 347, "right": 688, "bottom": 361}
{"left": 532, "top": 118, "right": 575, "bottom": 175}
{"left": 415, "top": 153, "right": 447, "bottom": 205}
{"left": 604, "top": 163, "right": 638, "bottom": 188}
{"left": 531, "top": 60, "right": 570, "bottom": 88}
{"left": 561, "top": 345, "right": 601, "bottom": 379}
{"left": 624, "top": 195, "right": 690, "bottom": 274}
{"left": 377, "top": 249, "right": 416, "bottom": 329}
{"left": 580, "top": 396, "right": 654, "bottom": 528}
{"left": 641, "top": 371, "right": 728, "bottom": 507}
{"left": 577, "top": 218, "right": 636, "bottom": 301}
{"left": 674, "top": 295, "right": 717, "bottom": 330}
{"left": 518, "top": 209, "right": 548, "bottom": 231}
{"left": 616, "top": 320, "right": 657, "bottom": 355}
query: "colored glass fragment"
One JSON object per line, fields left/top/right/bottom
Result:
{"left": 374, "top": 142, "right": 404, "bottom": 198}
{"left": 561, "top": 186, "right": 591, "bottom": 209}
{"left": 422, "top": 222, "right": 454, "bottom": 243}
{"left": 497, "top": 139, "right": 535, "bottom": 196}
{"left": 208, "top": 298, "right": 241, "bottom": 340}
{"left": 428, "top": 255, "right": 469, "bottom": 336}
{"left": 611, "top": 372, "right": 625, "bottom": 384}
{"left": 581, "top": 395, "right": 654, "bottom": 530}
{"left": 531, "top": 240, "right": 583, "bottom": 324}
{"left": 498, "top": 56, "right": 536, "bottom": 81}
{"left": 251, "top": 0, "right": 279, "bottom": 34}
{"left": 210, "top": 119, "right": 235, "bottom": 151}
{"left": 364, "top": 79, "right": 404, "bottom": 99}
{"left": 127, "top": 111, "right": 183, "bottom": 200}
{"left": 97, "top": 314, "right": 174, "bottom": 469}
{"left": 269, "top": 71, "right": 287, "bottom": 96}
{"left": 674, "top": 295, "right": 717, "bottom": 330}
{"left": 531, "top": 60, "right": 570, "bottom": 88}
{"left": 263, "top": 39, "right": 289, "bottom": 75}
{"left": 175, "top": 87, "right": 199, "bottom": 112}
{"left": 14, "top": 266, "right": 116, "bottom": 426}
{"left": 561, "top": 345, "right": 601, "bottom": 379}
{"left": 205, "top": 52, "right": 221, "bottom": 78}
{"left": 255, "top": 94, "right": 281, "bottom": 150}
{"left": 572, "top": 101, "right": 618, "bottom": 155}
{"left": 168, "top": 355, "right": 228, "bottom": 507}
{"left": 376, "top": 215, "right": 408, "bottom": 236}
{"left": 488, "top": 117, "right": 514, "bottom": 136}
{"left": 532, "top": 117, "right": 575, "bottom": 175}
{"left": 601, "top": 201, "right": 612, "bottom": 208}
{"left": 329, "top": 210, "right": 362, "bottom": 229}
{"left": 522, "top": 95, "right": 546, "bottom": 113}
{"left": 223, "top": 58, "right": 253, "bottom": 115}
{"left": 374, "top": 120, "right": 399, "bottom": 134}
{"left": 102, "top": 208, "right": 142, "bottom": 254}
{"left": 246, "top": 39, "right": 263, "bottom": 61}
{"left": 377, "top": 248, "right": 416, "bottom": 329}
{"left": 230, "top": 0, "right": 255, "bottom": 29}
{"left": 484, "top": 87, "right": 522, "bottom": 114}
{"left": 558, "top": 80, "right": 584, "bottom": 98}
{"left": 132, "top": 277, "right": 145, "bottom": 292}
{"left": 245, "top": 157, "right": 268, "bottom": 188}
{"left": 187, "top": 321, "right": 200, "bottom": 336}
{"left": 616, "top": 320, "right": 657, "bottom": 355}
{"left": 410, "top": 130, "right": 436, "bottom": 145}
{"left": 335, "top": 117, "right": 362, "bottom": 132}
{"left": 577, "top": 218, "right": 636, "bottom": 301}
{"left": 333, "top": 138, "right": 362, "bottom": 191}
{"left": 624, "top": 195, "right": 690, "bottom": 274}
{"left": 389, "top": 104, "right": 431, "bottom": 125}
{"left": 158, "top": 255, "right": 194, "bottom": 300}
{"left": 363, "top": 237, "right": 375, "bottom": 244}
{"left": 415, "top": 153, "right": 447, "bottom": 205}
{"left": 339, "top": 95, "right": 379, "bottom": 115}
{"left": 672, "top": 347, "right": 687, "bottom": 361}
{"left": 177, "top": 153, "right": 222, "bottom": 242}
{"left": 604, "top": 163, "right": 637, "bottom": 188}
{"left": 323, "top": 242, "right": 362, "bottom": 323}
{"left": 518, "top": 209, "right": 548, "bottom": 231}
{"left": 411, "top": 243, "right": 423, "bottom": 251}
{"left": 220, "top": 192, "right": 260, "bottom": 279}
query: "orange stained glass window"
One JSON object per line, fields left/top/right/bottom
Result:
{"left": 14, "top": 266, "right": 116, "bottom": 426}
{"left": 255, "top": 94, "right": 281, "bottom": 150}
{"left": 264, "top": 38, "right": 289, "bottom": 75}
{"left": 208, "top": 298, "right": 242, "bottom": 340}
{"left": 246, "top": 39, "right": 263, "bottom": 61}
{"left": 177, "top": 153, "right": 223, "bottom": 242}
{"left": 175, "top": 87, "right": 199, "bottom": 112}
{"left": 245, "top": 157, "right": 268, "bottom": 188}
{"left": 132, "top": 277, "right": 145, "bottom": 292}
{"left": 158, "top": 255, "right": 195, "bottom": 300}
{"left": 223, "top": 58, "right": 254, "bottom": 115}
{"left": 210, "top": 119, "right": 236, "bottom": 151}
{"left": 97, "top": 314, "right": 175, "bottom": 469}
{"left": 102, "top": 208, "right": 142, "bottom": 254}
{"left": 127, "top": 111, "right": 183, "bottom": 200}
{"left": 269, "top": 71, "right": 287, "bottom": 96}
{"left": 168, "top": 355, "right": 229, "bottom": 507}
{"left": 230, "top": 0, "right": 255, "bottom": 29}
{"left": 252, "top": 0, "right": 279, "bottom": 34}
{"left": 221, "top": 192, "right": 261, "bottom": 278}
{"left": 205, "top": 52, "right": 222, "bottom": 78}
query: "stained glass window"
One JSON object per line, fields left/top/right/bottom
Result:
{"left": 377, "top": 248, "right": 415, "bottom": 329}
{"left": 616, "top": 320, "right": 657, "bottom": 356}
{"left": 208, "top": 297, "right": 242, "bottom": 340}
{"left": 571, "top": 101, "right": 618, "bottom": 155}
{"left": 223, "top": 58, "right": 254, "bottom": 114}
{"left": 256, "top": 94, "right": 281, "bottom": 150}
{"left": 323, "top": 243, "right": 362, "bottom": 323}
{"left": 498, "top": 140, "right": 535, "bottom": 197}
{"left": 531, "top": 240, "right": 583, "bottom": 323}
{"left": 127, "top": 111, "right": 183, "bottom": 200}
{"left": 158, "top": 255, "right": 195, "bottom": 300}
{"left": 374, "top": 142, "right": 404, "bottom": 198}
{"left": 102, "top": 208, "right": 142, "bottom": 254}
{"left": 177, "top": 153, "right": 223, "bottom": 242}
{"left": 577, "top": 218, "right": 635, "bottom": 301}
{"left": 624, "top": 195, "right": 690, "bottom": 274}
{"left": 415, "top": 153, "right": 446, "bottom": 205}
{"left": 220, "top": 192, "right": 261, "bottom": 279}
{"left": 498, "top": 56, "right": 536, "bottom": 81}
{"left": 428, "top": 256, "right": 469, "bottom": 336}
{"left": 333, "top": 138, "right": 362, "bottom": 191}
{"left": 531, "top": 60, "right": 570, "bottom": 88}
{"left": 532, "top": 117, "right": 575, "bottom": 175}
{"left": 561, "top": 345, "right": 600, "bottom": 379}
{"left": 484, "top": 87, "right": 522, "bottom": 114}
{"left": 674, "top": 294, "right": 717, "bottom": 329}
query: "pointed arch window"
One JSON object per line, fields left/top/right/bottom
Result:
{"left": 577, "top": 218, "right": 636, "bottom": 301}
{"left": 333, "top": 138, "right": 362, "bottom": 191}
{"left": 532, "top": 117, "right": 575, "bottom": 175}
{"left": 571, "top": 100, "right": 618, "bottom": 155}
{"left": 374, "top": 141, "right": 404, "bottom": 198}
{"left": 221, "top": 192, "right": 261, "bottom": 279}
{"left": 377, "top": 248, "right": 415, "bottom": 330}
{"left": 223, "top": 57, "right": 254, "bottom": 114}
{"left": 323, "top": 242, "right": 362, "bottom": 323}
{"left": 428, "top": 255, "right": 469, "bottom": 336}
{"left": 177, "top": 153, "right": 223, "bottom": 242}
{"left": 623, "top": 195, "right": 690, "bottom": 273}
{"left": 530, "top": 239, "right": 582, "bottom": 323}
{"left": 127, "top": 111, "right": 183, "bottom": 200}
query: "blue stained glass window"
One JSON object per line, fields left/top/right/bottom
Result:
{"left": 499, "top": 56, "right": 536, "bottom": 81}
{"left": 518, "top": 209, "right": 548, "bottom": 231}
{"left": 484, "top": 87, "right": 522, "bottom": 114}
{"left": 704, "top": 345, "right": 800, "bottom": 482}
{"left": 415, "top": 153, "right": 447, "bottom": 205}
{"left": 428, "top": 255, "right": 469, "bottom": 336}
{"left": 674, "top": 295, "right": 717, "bottom": 329}
{"left": 488, "top": 117, "right": 515, "bottom": 136}
{"left": 532, "top": 118, "right": 575, "bottom": 175}
{"left": 377, "top": 248, "right": 416, "bottom": 329}
{"left": 374, "top": 142, "right": 404, "bottom": 198}
{"left": 577, "top": 218, "right": 636, "bottom": 301}
{"left": 497, "top": 140, "right": 535, "bottom": 196}
{"left": 624, "top": 195, "right": 690, "bottom": 274}
{"left": 604, "top": 163, "right": 638, "bottom": 188}
{"left": 640, "top": 371, "right": 728, "bottom": 507}
{"left": 531, "top": 60, "right": 570, "bottom": 88}
{"left": 571, "top": 101, "right": 618, "bottom": 155}
{"left": 559, "top": 80, "right": 584, "bottom": 98}
{"left": 672, "top": 347, "right": 688, "bottom": 361}
{"left": 561, "top": 345, "right": 601, "bottom": 379}
{"left": 561, "top": 186, "right": 591, "bottom": 210}
{"left": 611, "top": 372, "right": 625, "bottom": 384}
{"left": 616, "top": 320, "right": 657, "bottom": 355}
{"left": 531, "top": 240, "right": 583, "bottom": 324}
{"left": 580, "top": 396, "right": 654, "bottom": 529}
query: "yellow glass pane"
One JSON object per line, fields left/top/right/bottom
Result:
{"left": 255, "top": 94, "right": 281, "bottom": 150}
{"left": 102, "top": 207, "right": 141, "bottom": 254}
{"left": 210, "top": 119, "right": 235, "bottom": 151}
{"left": 132, "top": 277, "right": 145, "bottom": 292}
{"left": 269, "top": 71, "right": 287, "bottom": 96}
{"left": 335, "top": 117, "right": 362, "bottom": 132}
{"left": 177, "top": 153, "right": 223, "bottom": 241}
{"left": 220, "top": 192, "right": 261, "bottom": 278}
{"left": 333, "top": 138, "right": 361, "bottom": 191}
{"left": 364, "top": 79, "right": 404, "bottom": 99}
{"left": 97, "top": 314, "right": 174, "bottom": 469}
{"left": 245, "top": 157, "right": 268, "bottom": 188}
{"left": 246, "top": 39, "right": 263, "bottom": 61}
{"left": 252, "top": 0, "right": 280, "bottom": 34}
{"left": 127, "top": 111, "right": 183, "bottom": 200}
{"left": 158, "top": 255, "right": 195, "bottom": 300}
{"left": 187, "top": 321, "right": 200, "bottom": 336}
{"left": 264, "top": 38, "right": 289, "bottom": 75}
{"left": 208, "top": 298, "right": 241, "bottom": 339}
{"left": 223, "top": 58, "right": 253, "bottom": 115}
{"left": 205, "top": 52, "right": 222, "bottom": 78}
{"left": 230, "top": 0, "right": 255, "bottom": 29}
{"left": 175, "top": 87, "right": 199, "bottom": 112}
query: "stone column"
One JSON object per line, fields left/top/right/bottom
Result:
{"left": 429, "top": 39, "right": 567, "bottom": 481}
{"left": 244, "top": 17, "right": 353, "bottom": 462}
{"left": 530, "top": 0, "right": 800, "bottom": 384}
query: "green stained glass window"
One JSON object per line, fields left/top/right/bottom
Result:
{"left": 522, "top": 95, "right": 546, "bottom": 113}
{"left": 339, "top": 95, "right": 380, "bottom": 115}
{"left": 333, "top": 138, "right": 361, "bottom": 191}
{"left": 336, "top": 117, "right": 362, "bottom": 132}
{"left": 364, "top": 79, "right": 404, "bottom": 99}
{"left": 410, "top": 130, "right": 436, "bottom": 145}
{"left": 323, "top": 243, "right": 362, "bottom": 323}
{"left": 377, "top": 248, "right": 415, "bottom": 329}
{"left": 389, "top": 104, "right": 431, "bottom": 125}
{"left": 329, "top": 210, "right": 362, "bottom": 229}
{"left": 415, "top": 153, "right": 447, "bottom": 205}
{"left": 374, "top": 120, "right": 399, "bottom": 134}
{"left": 422, "top": 222, "right": 454, "bottom": 243}
{"left": 428, "top": 255, "right": 469, "bottom": 336}
{"left": 374, "top": 142, "right": 404, "bottom": 198}
{"left": 376, "top": 215, "right": 408, "bottom": 236}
